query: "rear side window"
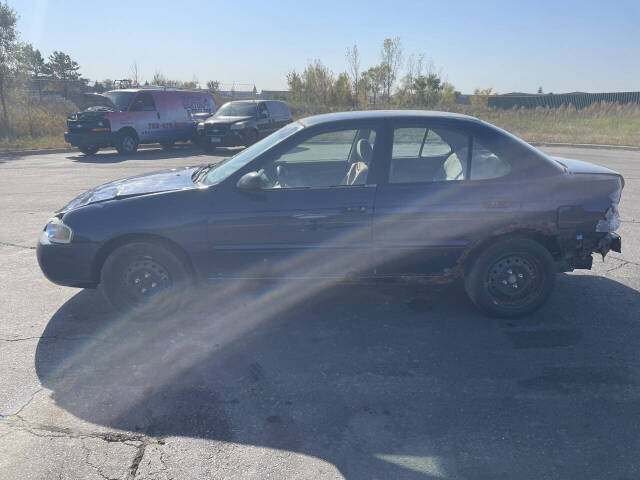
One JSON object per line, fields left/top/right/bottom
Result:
{"left": 390, "top": 126, "right": 469, "bottom": 183}
{"left": 470, "top": 141, "right": 511, "bottom": 179}
{"left": 130, "top": 93, "right": 156, "bottom": 112}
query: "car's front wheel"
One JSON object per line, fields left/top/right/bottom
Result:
{"left": 101, "top": 242, "right": 192, "bottom": 315}
{"left": 115, "top": 131, "right": 139, "bottom": 155}
{"left": 464, "top": 237, "right": 556, "bottom": 318}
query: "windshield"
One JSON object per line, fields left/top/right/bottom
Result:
{"left": 102, "top": 92, "right": 136, "bottom": 111}
{"left": 215, "top": 102, "right": 258, "bottom": 117}
{"left": 203, "top": 122, "right": 303, "bottom": 185}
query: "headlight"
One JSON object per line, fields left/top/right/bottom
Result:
{"left": 230, "top": 122, "right": 248, "bottom": 130}
{"left": 44, "top": 217, "right": 73, "bottom": 244}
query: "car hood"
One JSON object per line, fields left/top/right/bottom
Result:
{"left": 204, "top": 115, "right": 253, "bottom": 125}
{"left": 58, "top": 166, "right": 200, "bottom": 213}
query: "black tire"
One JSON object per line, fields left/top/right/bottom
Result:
{"left": 100, "top": 242, "right": 192, "bottom": 316}
{"left": 245, "top": 129, "right": 258, "bottom": 146}
{"left": 115, "top": 131, "right": 139, "bottom": 155}
{"left": 464, "top": 237, "right": 556, "bottom": 318}
{"left": 79, "top": 145, "right": 99, "bottom": 155}
{"left": 160, "top": 139, "right": 174, "bottom": 151}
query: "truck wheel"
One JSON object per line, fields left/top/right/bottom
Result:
{"left": 115, "top": 131, "right": 139, "bottom": 155}
{"left": 100, "top": 242, "right": 192, "bottom": 315}
{"left": 245, "top": 129, "right": 258, "bottom": 146}
{"left": 79, "top": 145, "right": 99, "bottom": 155}
{"left": 464, "top": 237, "right": 556, "bottom": 318}
{"left": 160, "top": 140, "right": 174, "bottom": 150}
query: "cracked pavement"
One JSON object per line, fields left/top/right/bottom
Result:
{"left": 1, "top": 145, "right": 639, "bottom": 479}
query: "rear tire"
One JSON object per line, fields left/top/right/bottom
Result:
{"left": 115, "top": 131, "right": 139, "bottom": 155}
{"left": 101, "top": 242, "right": 192, "bottom": 316}
{"left": 464, "top": 237, "right": 556, "bottom": 318}
{"left": 79, "top": 145, "right": 99, "bottom": 155}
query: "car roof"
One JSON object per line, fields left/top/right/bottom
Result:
{"left": 298, "top": 110, "right": 480, "bottom": 127}
{"left": 105, "top": 88, "right": 209, "bottom": 94}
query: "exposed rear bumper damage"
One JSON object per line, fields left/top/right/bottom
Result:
{"left": 559, "top": 232, "right": 621, "bottom": 272}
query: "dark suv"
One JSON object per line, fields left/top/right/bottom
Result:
{"left": 196, "top": 100, "right": 292, "bottom": 150}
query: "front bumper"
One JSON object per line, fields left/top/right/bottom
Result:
{"left": 64, "top": 131, "right": 112, "bottom": 148}
{"left": 197, "top": 128, "right": 248, "bottom": 147}
{"left": 37, "top": 232, "right": 99, "bottom": 288}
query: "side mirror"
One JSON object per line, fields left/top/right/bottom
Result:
{"left": 258, "top": 112, "right": 268, "bottom": 119}
{"left": 236, "top": 171, "right": 265, "bottom": 191}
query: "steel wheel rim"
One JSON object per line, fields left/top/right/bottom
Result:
{"left": 122, "top": 136, "right": 136, "bottom": 152}
{"left": 486, "top": 253, "right": 544, "bottom": 307}
{"left": 123, "top": 257, "right": 171, "bottom": 301}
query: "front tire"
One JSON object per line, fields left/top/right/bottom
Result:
{"left": 79, "top": 145, "right": 99, "bottom": 155}
{"left": 115, "top": 131, "right": 139, "bottom": 155}
{"left": 245, "top": 129, "right": 258, "bottom": 146}
{"left": 464, "top": 237, "right": 556, "bottom": 318}
{"left": 101, "top": 242, "right": 192, "bottom": 315}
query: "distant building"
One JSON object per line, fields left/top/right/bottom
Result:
{"left": 489, "top": 91, "right": 640, "bottom": 109}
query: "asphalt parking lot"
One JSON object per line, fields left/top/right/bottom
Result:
{"left": 0, "top": 144, "right": 639, "bottom": 480}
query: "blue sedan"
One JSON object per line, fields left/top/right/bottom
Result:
{"left": 37, "top": 111, "right": 623, "bottom": 317}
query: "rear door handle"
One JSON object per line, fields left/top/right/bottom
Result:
{"left": 293, "top": 213, "right": 328, "bottom": 220}
{"left": 343, "top": 206, "right": 367, "bottom": 213}
{"left": 485, "top": 200, "right": 509, "bottom": 208}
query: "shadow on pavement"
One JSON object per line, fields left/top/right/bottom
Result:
{"left": 35, "top": 274, "right": 640, "bottom": 479}
{"left": 67, "top": 144, "right": 240, "bottom": 164}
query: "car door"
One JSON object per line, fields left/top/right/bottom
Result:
{"left": 372, "top": 120, "right": 517, "bottom": 276}
{"left": 126, "top": 92, "right": 161, "bottom": 142}
{"left": 206, "top": 123, "right": 381, "bottom": 279}
{"left": 256, "top": 102, "right": 275, "bottom": 138}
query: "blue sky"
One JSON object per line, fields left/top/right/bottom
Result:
{"left": 14, "top": 0, "right": 640, "bottom": 94}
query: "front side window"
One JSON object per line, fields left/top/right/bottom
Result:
{"left": 203, "top": 122, "right": 303, "bottom": 185}
{"left": 390, "top": 126, "right": 469, "bottom": 183}
{"left": 130, "top": 93, "right": 156, "bottom": 112}
{"left": 103, "top": 91, "right": 135, "bottom": 111}
{"left": 258, "top": 127, "right": 377, "bottom": 189}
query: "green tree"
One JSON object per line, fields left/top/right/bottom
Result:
{"left": 439, "top": 82, "right": 456, "bottom": 105}
{"left": 0, "top": 1, "right": 19, "bottom": 129}
{"left": 361, "top": 65, "right": 384, "bottom": 108}
{"left": 23, "top": 44, "right": 49, "bottom": 101}
{"left": 206, "top": 80, "right": 220, "bottom": 94}
{"left": 471, "top": 87, "right": 495, "bottom": 106}
{"left": 331, "top": 72, "right": 352, "bottom": 106}
{"left": 48, "top": 50, "right": 80, "bottom": 98}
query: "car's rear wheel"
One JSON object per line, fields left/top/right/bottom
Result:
{"left": 79, "top": 145, "right": 99, "bottom": 155}
{"left": 101, "top": 242, "right": 192, "bottom": 316}
{"left": 115, "top": 131, "right": 139, "bottom": 155}
{"left": 464, "top": 237, "right": 556, "bottom": 318}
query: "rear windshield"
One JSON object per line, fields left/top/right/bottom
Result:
{"left": 103, "top": 92, "right": 136, "bottom": 111}
{"left": 215, "top": 102, "right": 257, "bottom": 117}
